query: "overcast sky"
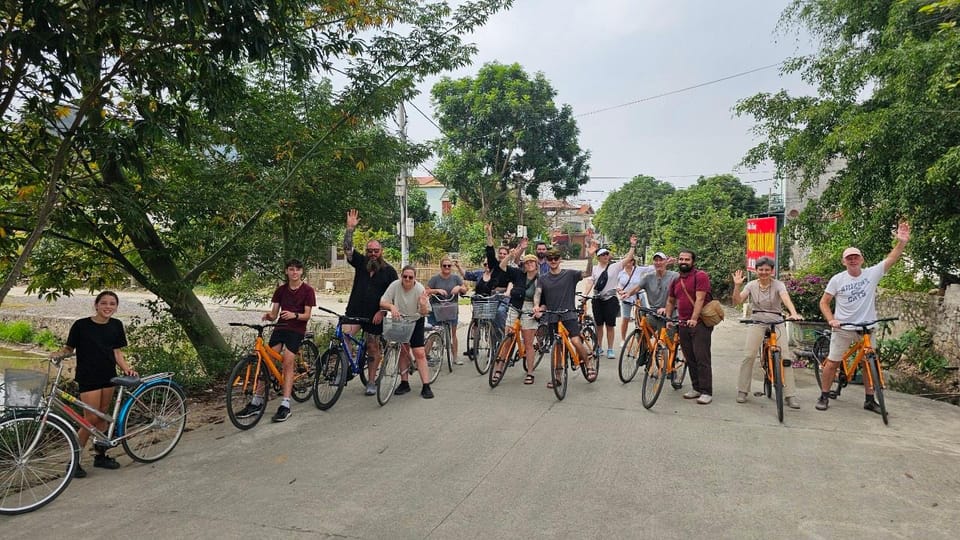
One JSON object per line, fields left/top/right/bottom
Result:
{"left": 403, "top": 0, "right": 817, "bottom": 207}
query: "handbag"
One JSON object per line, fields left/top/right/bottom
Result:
{"left": 593, "top": 264, "right": 609, "bottom": 293}
{"left": 679, "top": 273, "right": 725, "bottom": 327}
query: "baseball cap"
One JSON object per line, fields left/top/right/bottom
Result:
{"left": 653, "top": 251, "right": 668, "bottom": 260}
{"left": 842, "top": 247, "right": 863, "bottom": 259}
{"left": 521, "top": 254, "right": 538, "bottom": 263}
{"left": 596, "top": 248, "right": 611, "bottom": 256}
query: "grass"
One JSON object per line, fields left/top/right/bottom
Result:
{"left": 0, "top": 321, "right": 61, "bottom": 350}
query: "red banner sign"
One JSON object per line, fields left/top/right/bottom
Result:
{"left": 746, "top": 217, "right": 777, "bottom": 271}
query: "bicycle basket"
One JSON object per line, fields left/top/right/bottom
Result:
{"left": 432, "top": 301, "right": 459, "bottom": 322}
{"left": 3, "top": 369, "right": 47, "bottom": 408}
{"left": 382, "top": 318, "right": 417, "bottom": 343}
{"left": 471, "top": 298, "right": 499, "bottom": 320}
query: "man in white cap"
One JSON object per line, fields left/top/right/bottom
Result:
{"left": 816, "top": 221, "right": 911, "bottom": 412}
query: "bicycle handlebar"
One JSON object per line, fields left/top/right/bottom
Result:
{"left": 637, "top": 306, "right": 681, "bottom": 324}
{"left": 838, "top": 317, "right": 899, "bottom": 329}
{"left": 314, "top": 305, "right": 371, "bottom": 324}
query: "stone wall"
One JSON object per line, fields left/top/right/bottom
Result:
{"left": 877, "top": 284, "right": 960, "bottom": 367}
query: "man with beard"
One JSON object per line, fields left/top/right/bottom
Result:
{"left": 663, "top": 249, "right": 715, "bottom": 404}
{"left": 534, "top": 240, "right": 550, "bottom": 275}
{"left": 343, "top": 209, "right": 398, "bottom": 396}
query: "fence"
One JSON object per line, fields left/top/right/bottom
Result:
{"left": 311, "top": 265, "right": 445, "bottom": 293}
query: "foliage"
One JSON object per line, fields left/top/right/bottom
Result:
{"left": 0, "top": 321, "right": 60, "bottom": 349}
{"left": 782, "top": 273, "right": 829, "bottom": 319}
{"left": 736, "top": 0, "right": 960, "bottom": 288}
{"left": 431, "top": 62, "right": 590, "bottom": 218}
{"left": 881, "top": 327, "right": 951, "bottom": 379}
{"left": 440, "top": 203, "right": 488, "bottom": 264}
{"left": 410, "top": 221, "right": 453, "bottom": 265}
{"left": 594, "top": 175, "right": 675, "bottom": 256}
{"left": 879, "top": 264, "right": 939, "bottom": 292}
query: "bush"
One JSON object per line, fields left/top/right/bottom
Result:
{"left": 125, "top": 300, "right": 214, "bottom": 392}
{"left": 0, "top": 321, "right": 35, "bottom": 343}
{"left": 783, "top": 274, "right": 828, "bottom": 319}
{"left": 881, "top": 327, "right": 951, "bottom": 378}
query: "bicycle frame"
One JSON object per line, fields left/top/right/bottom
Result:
{"left": 838, "top": 331, "right": 881, "bottom": 390}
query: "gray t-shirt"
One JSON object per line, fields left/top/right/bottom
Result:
{"left": 636, "top": 270, "right": 679, "bottom": 309}
{"left": 538, "top": 269, "right": 583, "bottom": 321}
{"left": 427, "top": 273, "right": 464, "bottom": 305}
{"left": 743, "top": 279, "right": 787, "bottom": 322}
{"left": 381, "top": 280, "right": 425, "bottom": 319}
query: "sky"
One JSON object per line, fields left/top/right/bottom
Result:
{"left": 402, "top": 0, "right": 818, "bottom": 208}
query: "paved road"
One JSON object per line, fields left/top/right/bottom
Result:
{"left": 3, "top": 288, "right": 960, "bottom": 538}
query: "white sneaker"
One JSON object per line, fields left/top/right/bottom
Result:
{"left": 453, "top": 359, "right": 464, "bottom": 365}
{"left": 736, "top": 391, "right": 748, "bottom": 403}
{"left": 786, "top": 396, "right": 801, "bottom": 409}
{"left": 606, "top": 348, "right": 615, "bottom": 359}
{"left": 683, "top": 390, "right": 702, "bottom": 400}
{"left": 696, "top": 394, "right": 713, "bottom": 405}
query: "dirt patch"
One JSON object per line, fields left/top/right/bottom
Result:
{"left": 184, "top": 390, "right": 227, "bottom": 431}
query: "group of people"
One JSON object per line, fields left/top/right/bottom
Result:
{"left": 52, "top": 209, "right": 911, "bottom": 477}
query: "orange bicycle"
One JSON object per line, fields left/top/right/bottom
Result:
{"left": 539, "top": 308, "right": 596, "bottom": 401}
{"left": 638, "top": 308, "right": 687, "bottom": 409}
{"left": 488, "top": 309, "right": 543, "bottom": 388}
{"left": 618, "top": 301, "right": 657, "bottom": 383}
{"left": 225, "top": 322, "right": 319, "bottom": 430}
{"left": 738, "top": 311, "right": 792, "bottom": 423}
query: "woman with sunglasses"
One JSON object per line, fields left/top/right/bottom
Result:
{"left": 426, "top": 256, "right": 467, "bottom": 364}
{"left": 380, "top": 266, "right": 435, "bottom": 398}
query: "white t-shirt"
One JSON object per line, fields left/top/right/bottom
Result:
{"left": 617, "top": 266, "right": 648, "bottom": 306}
{"left": 593, "top": 261, "right": 652, "bottom": 298}
{"left": 824, "top": 262, "right": 886, "bottom": 325}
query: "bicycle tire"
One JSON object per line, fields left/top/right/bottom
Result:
{"left": 489, "top": 334, "right": 514, "bottom": 389}
{"left": 424, "top": 332, "right": 444, "bottom": 384}
{"left": 641, "top": 345, "right": 667, "bottom": 409}
{"left": 0, "top": 411, "right": 79, "bottom": 515}
{"left": 812, "top": 334, "right": 830, "bottom": 388}
{"left": 533, "top": 325, "right": 551, "bottom": 370}
{"left": 670, "top": 345, "right": 687, "bottom": 390}
{"left": 866, "top": 352, "right": 888, "bottom": 425}
{"left": 292, "top": 340, "right": 319, "bottom": 403}
{"left": 580, "top": 324, "right": 598, "bottom": 382}
{"left": 618, "top": 330, "right": 644, "bottom": 383}
{"left": 474, "top": 321, "right": 495, "bottom": 375}
{"left": 551, "top": 340, "right": 568, "bottom": 401}
{"left": 376, "top": 344, "right": 402, "bottom": 406}
{"left": 772, "top": 350, "right": 784, "bottom": 423}
{"left": 312, "top": 348, "right": 346, "bottom": 411}
{"left": 120, "top": 381, "right": 187, "bottom": 462}
{"left": 226, "top": 354, "right": 269, "bottom": 430}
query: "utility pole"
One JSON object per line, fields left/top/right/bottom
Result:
{"left": 394, "top": 103, "right": 410, "bottom": 267}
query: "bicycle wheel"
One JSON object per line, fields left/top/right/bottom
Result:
{"left": 580, "top": 324, "right": 598, "bottom": 382}
{"left": 423, "top": 332, "right": 444, "bottom": 384}
{"left": 533, "top": 325, "right": 551, "bottom": 370}
{"left": 618, "top": 330, "right": 644, "bottom": 383}
{"left": 312, "top": 348, "right": 346, "bottom": 411}
{"left": 0, "top": 412, "right": 79, "bottom": 515}
{"left": 376, "top": 344, "right": 402, "bottom": 406}
{"left": 359, "top": 336, "right": 382, "bottom": 387}
{"left": 670, "top": 345, "right": 687, "bottom": 390}
{"left": 465, "top": 319, "right": 480, "bottom": 366}
{"left": 551, "top": 340, "right": 569, "bottom": 401}
{"left": 121, "top": 382, "right": 187, "bottom": 462}
{"left": 489, "top": 334, "right": 514, "bottom": 389}
{"left": 474, "top": 321, "right": 495, "bottom": 375}
{"left": 866, "top": 352, "right": 888, "bottom": 425}
{"left": 292, "top": 340, "right": 319, "bottom": 403}
{"left": 812, "top": 334, "right": 830, "bottom": 388}
{"left": 772, "top": 350, "right": 784, "bottom": 423}
{"left": 226, "top": 354, "right": 269, "bottom": 430}
{"left": 641, "top": 345, "right": 667, "bottom": 409}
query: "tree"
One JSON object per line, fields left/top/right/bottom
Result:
{"left": 594, "top": 175, "right": 675, "bottom": 258}
{"left": 431, "top": 62, "right": 590, "bottom": 218}
{"left": 0, "top": 0, "right": 512, "bottom": 373}
{"left": 736, "top": 0, "right": 960, "bottom": 287}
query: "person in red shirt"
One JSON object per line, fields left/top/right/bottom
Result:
{"left": 663, "top": 249, "right": 715, "bottom": 404}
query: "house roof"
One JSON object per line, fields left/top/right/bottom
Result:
{"left": 537, "top": 199, "right": 595, "bottom": 215}
{"left": 412, "top": 176, "right": 444, "bottom": 188}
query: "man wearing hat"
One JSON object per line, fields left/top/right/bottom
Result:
{"left": 590, "top": 236, "right": 638, "bottom": 359}
{"left": 816, "top": 221, "right": 911, "bottom": 413}
{"left": 632, "top": 251, "right": 680, "bottom": 336}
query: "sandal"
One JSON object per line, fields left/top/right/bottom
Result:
{"left": 491, "top": 370, "right": 503, "bottom": 384}
{"left": 523, "top": 373, "right": 535, "bottom": 385}
{"left": 585, "top": 355, "right": 598, "bottom": 382}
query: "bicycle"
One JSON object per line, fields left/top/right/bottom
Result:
{"left": 638, "top": 308, "right": 688, "bottom": 409}
{"left": 739, "top": 311, "right": 793, "bottom": 423}
{"left": 464, "top": 293, "right": 502, "bottom": 375}
{"left": 311, "top": 306, "right": 380, "bottom": 411}
{"left": 488, "top": 308, "right": 542, "bottom": 388}
{"left": 812, "top": 318, "right": 898, "bottom": 425}
{"left": 0, "top": 355, "right": 187, "bottom": 515}
{"left": 375, "top": 316, "right": 420, "bottom": 406}
{"left": 225, "top": 322, "right": 319, "bottom": 430}
{"left": 618, "top": 300, "right": 657, "bottom": 383}
{"left": 575, "top": 292, "right": 600, "bottom": 372}
{"left": 423, "top": 295, "right": 459, "bottom": 379}
{"left": 539, "top": 308, "right": 598, "bottom": 401}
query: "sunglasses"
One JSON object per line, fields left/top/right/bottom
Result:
{"left": 366, "top": 248, "right": 381, "bottom": 254}
{"left": 401, "top": 275, "right": 415, "bottom": 280}
{"left": 546, "top": 256, "right": 560, "bottom": 262}
{"left": 442, "top": 264, "right": 452, "bottom": 268}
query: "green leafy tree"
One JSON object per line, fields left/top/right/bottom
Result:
{"left": 431, "top": 62, "right": 590, "bottom": 218}
{"left": 594, "top": 175, "right": 676, "bottom": 257}
{"left": 736, "top": 0, "right": 960, "bottom": 287}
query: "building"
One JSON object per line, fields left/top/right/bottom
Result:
{"left": 412, "top": 176, "right": 450, "bottom": 218}
{"left": 536, "top": 199, "right": 595, "bottom": 258}
{"left": 783, "top": 159, "right": 844, "bottom": 268}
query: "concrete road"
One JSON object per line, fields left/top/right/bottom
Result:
{"left": 3, "top": 290, "right": 960, "bottom": 539}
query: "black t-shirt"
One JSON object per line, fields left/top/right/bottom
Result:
{"left": 345, "top": 250, "right": 398, "bottom": 318}
{"left": 66, "top": 317, "right": 127, "bottom": 385}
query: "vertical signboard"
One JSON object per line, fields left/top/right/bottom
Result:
{"left": 746, "top": 217, "right": 778, "bottom": 271}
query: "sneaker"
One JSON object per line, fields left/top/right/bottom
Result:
{"left": 606, "top": 348, "right": 615, "bottom": 359}
{"left": 271, "top": 405, "right": 292, "bottom": 422}
{"left": 454, "top": 358, "right": 464, "bottom": 365}
{"left": 696, "top": 394, "right": 713, "bottom": 405}
{"left": 863, "top": 399, "right": 882, "bottom": 414}
{"left": 394, "top": 381, "right": 411, "bottom": 395}
{"left": 736, "top": 391, "right": 748, "bottom": 404}
{"left": 73, "top": 464, "right": 87, "bottom": 478}
{"left": 93, "top": 454, "right": 120, "bottom": 470}
{"left": 815, "top": 396, "right": 829, "bottom": 411}
{"left": 786, "top": 396, "right": 801, "bottom": 409}
{"left": 235, "top": 402, "right": 263, "bottom": 419}
{"left": 421, "top": 384, "right": 434, "bottom": 399}
{"left": 683, "top": 390, "right": 702, "bottom": 400}
{"left": 364, "top": 382, "right": 377, "bottom": 396}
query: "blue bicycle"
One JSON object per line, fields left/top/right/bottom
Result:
{"left": 311, "top": 306, "right": 379, "bottom": 410}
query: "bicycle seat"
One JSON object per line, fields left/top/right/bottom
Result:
{"left": 110, "top": 375, "right": 142, "bottom": 388}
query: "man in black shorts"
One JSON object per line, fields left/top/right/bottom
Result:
{"left": 344, "top": 209, "right": 399, "bottom": 395}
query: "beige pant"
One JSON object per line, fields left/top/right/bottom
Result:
{"left": 737, "top": 323, "right": 796, "bottom": 398}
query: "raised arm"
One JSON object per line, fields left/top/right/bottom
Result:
{"left": 882, "top": 221, "right": 910, "bottom": 272}
{"left": 731, "top": 270, "right": 748, "bottom": 305}
{"left": 344, "top": 209, "right": 360, "bottom": 255}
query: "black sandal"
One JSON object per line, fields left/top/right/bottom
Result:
{"left": 523, "top": 373, "right": 535, "bottom": 385}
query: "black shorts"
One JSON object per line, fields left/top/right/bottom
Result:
{"left": 409, "top": 317, "right": 426, "bottom": 348}
{"left": 546, "top": 317, "right": 581, "bottom": 338}
{"left": 77, "top": 379, "right": 115, "bottom": 393}
{"left": 360, "top": 320, "right": 384, "bottom": 337}
{"left": 592, "top": 297, "right": 619, "bottom": 327}
{"left": 269, "top": 328, "right": 304, "bottom": 354}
